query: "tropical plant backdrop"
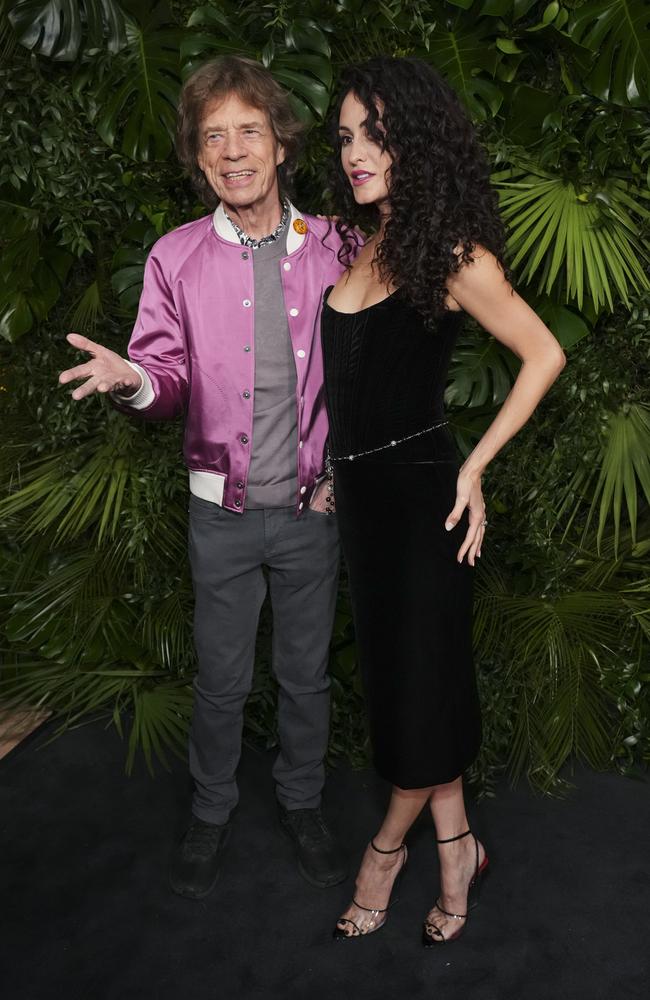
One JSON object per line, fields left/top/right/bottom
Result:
{"left": 1, "top": 0, "right": 649, "bottom": 792}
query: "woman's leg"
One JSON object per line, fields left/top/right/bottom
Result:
{"left": 335, "top": 785, "right": 431, "bottom": 936}
{"left": 425, "top": 776, "right": 486, "bottom": 941}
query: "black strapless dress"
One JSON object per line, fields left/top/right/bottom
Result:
{"left": 321, "top": 287, "right": 481, "bottom": 789}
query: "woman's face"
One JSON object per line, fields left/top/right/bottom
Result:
{"left": 338, "top": 90, "right": 392, "bottom": 212}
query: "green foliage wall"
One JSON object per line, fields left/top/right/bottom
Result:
{"left": 1, "top": 0, "right": 649, "bottom": 791}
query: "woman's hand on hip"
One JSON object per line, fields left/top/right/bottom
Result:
{"left": 445, "top": 468, "right": 486, "bottom": 566}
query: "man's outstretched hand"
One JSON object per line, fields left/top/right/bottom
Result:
{"left": 59, "top": 333, "right": 142, "bottom": 401}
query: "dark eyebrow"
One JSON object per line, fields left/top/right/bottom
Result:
{"left": 338, "top": 119, "right": 381, "bottom": 134}
{"left": 202, "top": 120, "right": 265, "bottom": 134}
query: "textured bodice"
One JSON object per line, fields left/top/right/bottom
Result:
{"left": 321, "top": 286, "right": 464, "bottom": 462}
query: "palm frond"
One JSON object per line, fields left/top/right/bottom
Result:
{"left": 140, "top": 588, "right": 194, "bottom": 673}
{"left": 0, "top": 417, "right": 188, "bottom": 566}
{"left": 126, "top": 681, "right": 193, "bottom": 775}
{"left": 5, "top": 550, "right": 109, "bottom": 651}
{"left": 67, "top": 279, "right": 104, "bottom": 334}
{"left": 474, "top": 555, "right": 511, "bottom": 655}
{"left": 539, "top": 646, "right": 613, "bottom": 780}
{"left": 556, "top": 403, "right": 650, "bottom": 553}
{"left": 477, "top": 583, "right": 630, "bottom": 787}
{"left": 493, "top": 165, "right": 650, "bottom": 311}
{"left": 0, "top": 663, "right": 193, "bottom": 775}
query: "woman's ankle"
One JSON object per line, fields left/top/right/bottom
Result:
{"left": 371, "top": 834, "right": 404, "bottom": 853}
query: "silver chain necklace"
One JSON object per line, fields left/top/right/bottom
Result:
{"left": 224, "top": 199, "right": 290, "bottom": 249}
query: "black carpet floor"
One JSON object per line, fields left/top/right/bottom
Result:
{"left": 1, "top": 719, "right": 649, "bottom": 1000}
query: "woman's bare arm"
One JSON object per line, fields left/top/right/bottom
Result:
{"left": 444, "top": 246, "right": 566, "bottom": 564}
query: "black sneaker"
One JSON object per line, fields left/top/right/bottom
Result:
{"left": 278, "top": 805, "right": 348, "bottom": 888}
{"left": 169, "top": 816, "right": 231, "bottom": 899}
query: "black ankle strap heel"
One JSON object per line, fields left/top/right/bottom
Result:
{"left": 422, "top": 828, "right": 489, "bottom": 947}
{"left": 333, "top": 839, "right": 408, "bottom": 941}
{"left": 436, "top": 828, "right": 472, "bottom": 844}
{"left": 370, "top": 839, "right": 405, "bottom": 854}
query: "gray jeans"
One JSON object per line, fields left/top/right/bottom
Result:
{"left": 187, "top": 496, "right": 340, "bottom": 824}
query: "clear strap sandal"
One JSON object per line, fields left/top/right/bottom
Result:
{"left": 333, "top": 839, "right": 408, "bottom": 940}
{"left": 422, "top": 828, "right": 489, "bottom": 946}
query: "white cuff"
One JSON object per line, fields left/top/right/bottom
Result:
{"left": 111, "top": 362, "right": 155, "bottom": 410}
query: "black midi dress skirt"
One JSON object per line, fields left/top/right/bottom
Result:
{"left": 321, "top": 287, "right": 482, "bottom": 789}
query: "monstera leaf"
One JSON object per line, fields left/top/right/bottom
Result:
{"left": 7, "top": 0, "right": 127, "bottom": 60}
{"left": 568, "top": 0, "right": 650, "bottom": 106}
{"left": 446, "top": 326, "right": 520, "bottom": 408}
{"left": 183, "top": 4, "right": 332, "bottom": 123}
{"left": 92, "top": 2, "right": 182, "bottom": 161}
{"left": 425, "top": 18, "right": 503, "bottom": 120}
{"left": 534, "top": 299, "right": 591, "bottom": 350}
{"left": 110, "top": 218, "right": 160, "bottom": 314}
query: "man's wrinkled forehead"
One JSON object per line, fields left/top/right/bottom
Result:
{"left": 200, "top": 93, "right": 272, "bottom": 129}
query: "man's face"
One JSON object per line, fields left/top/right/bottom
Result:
{"left": 197, "top": 92, "right": 285, "bottom": 211}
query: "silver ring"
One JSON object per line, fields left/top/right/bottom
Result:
{"left": 481, "top": 519, "right": 488, "bottom": 527}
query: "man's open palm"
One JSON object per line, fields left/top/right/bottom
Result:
{"left": 59, "top": 333, "right": 142, "bottom": 401}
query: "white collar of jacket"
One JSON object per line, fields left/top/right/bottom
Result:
{"left": 213, "top": 200, "right": 307, "bottom": 254}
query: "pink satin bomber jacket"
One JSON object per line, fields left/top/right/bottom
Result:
{"left": 112, "top": 203, "right": 347, "bottom": 514}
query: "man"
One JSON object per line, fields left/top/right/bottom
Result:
{"left": 59, "top": 56, "right": 350, "bottom": 899}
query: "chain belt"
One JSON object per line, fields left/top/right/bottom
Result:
{"left": 322, "top": 420, "right": 449, "bottom": 514}
{"left": 328, "top": 419, "right": 449, "bottom": 463}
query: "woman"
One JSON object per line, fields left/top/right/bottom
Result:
{"left": 319, "top": 58, "right": 566, "bottom": 944}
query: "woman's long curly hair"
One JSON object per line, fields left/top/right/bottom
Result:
{"left": 329, "top": 57, "right": 510, "bottom": 326}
